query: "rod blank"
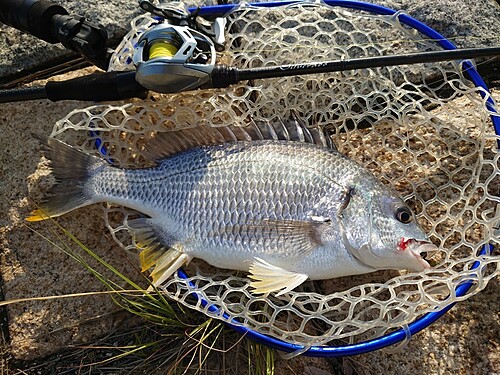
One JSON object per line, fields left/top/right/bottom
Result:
{"left": 232, "top": 46, "right": 500, "bottom": 82}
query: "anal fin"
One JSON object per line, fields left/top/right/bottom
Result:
{"left": 148, "top": 249, "right": 190, "bottom": 290}
{"left": 249, "top": 258, "right": 308, "bottom": 296}
{"left": 128, "top": 218, "right": 191, "bottom": 289}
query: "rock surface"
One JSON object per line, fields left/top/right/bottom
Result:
{"left": 0, "top": 67, "right": 147, "bottom": 361}
{"left": 0, "top": 0, "right": 142, "bottom": 81}
{"left": 363, "top": 0, "right": 500, "bottom": 47}
{"left": 0, "top": 0, "right": 499, "bottom": 373}
{"left": 0, "top": 0, "right": 499, "bottom": 82}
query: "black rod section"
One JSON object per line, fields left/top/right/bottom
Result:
{"left": 0, "top": 71, "right": 148, "bottom": 103}
{"left": 0, "top": 0, "right": 68, "bottom": 43}
{"left": 0, "top": 86, "right": 47, "bottom": 103}
{"left": 0, "top": 0, "right": 110, "bottom": 69}
{"left": 212, "top": 46, "right": 500, "bottom": 86}
{"left": 45, "top": 71, "right": 148, "bottom": 101}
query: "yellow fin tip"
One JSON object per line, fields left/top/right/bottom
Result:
{"left": 25, "top": 210, "right": 50, "bottom": 222}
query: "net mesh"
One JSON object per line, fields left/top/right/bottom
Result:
{"left": 49, "top": 2, "right": 499, "bottom": 349}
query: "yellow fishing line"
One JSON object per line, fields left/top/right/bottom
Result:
{"left": 149, "top": 41, "right": 178, "bottom": 59}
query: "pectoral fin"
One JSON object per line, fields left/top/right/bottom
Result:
{"left": 219, "top": 218, "right": 328, "bottom": 257}
{"left": 249, "top": 258, "right": 308, "bottom": 296}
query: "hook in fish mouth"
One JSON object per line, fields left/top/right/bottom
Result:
{"left": 400, "top": 238, "right": 439, "bottom": 270}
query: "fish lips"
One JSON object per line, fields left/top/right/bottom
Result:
{"left": 401, "top": 239, "right": 438, "bottom": 271}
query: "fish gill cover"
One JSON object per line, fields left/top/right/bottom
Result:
{"left": 46, "top": 2, "right": 498, "bottom": 352}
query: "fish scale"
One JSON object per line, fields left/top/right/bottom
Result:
{"left": 88, "top": 142, "right": 349, "bottom": 258}
{"left": 29, "top": 122, "right": 436, "bottom": 294}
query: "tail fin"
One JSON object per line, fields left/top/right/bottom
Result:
{"left": 27, "top": 136, "right": 105, "bottom": 221}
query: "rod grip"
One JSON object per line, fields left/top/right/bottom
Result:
{"left": 0, "top": 0, "right": 68, "bottom": 43}
{"left": 45, "top": 71, "right": 148, "bottom": 102}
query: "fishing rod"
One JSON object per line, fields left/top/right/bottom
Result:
{"left": 0, "top": 0, "right": 111, "bottom": 70}
{"left": 0, "top": 0, "right": 499, "bottom": 103}
{"left": 3, "top": 46, "right": 500, "bottom": 103}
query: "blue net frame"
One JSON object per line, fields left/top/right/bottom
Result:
{"left": 94, "top": 0, "right": 499, "bottom": 356}
{"left": 186, "top": 0, "right": 500, "bottom": 356}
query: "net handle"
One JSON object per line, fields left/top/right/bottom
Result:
{"left": 173, "top": 0, "right": 500, "bottom": 356}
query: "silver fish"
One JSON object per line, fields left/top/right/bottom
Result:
{"left": 28, "top": 118, "right": 437, "bottom": 295}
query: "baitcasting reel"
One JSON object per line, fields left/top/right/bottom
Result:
{"left": 133, "top": 24, "right": 217, "bottom": 93}
{"left": 1, "top": 0, "right": 499, "bottom": 103}
{"left": 133, "top": 1, "right": 224, "bottom": 93}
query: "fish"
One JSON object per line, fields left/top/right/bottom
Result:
{"left": 27, "top": 116, "right": 438, "bottom": 295}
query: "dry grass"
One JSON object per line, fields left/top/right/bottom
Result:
{"left": 0, "top": 218, "right": 278, "bottom": 375}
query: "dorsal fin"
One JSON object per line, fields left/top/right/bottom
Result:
{"left": 143, "top": 110, "right": 335, "bottom": 163}
{"left": 285, "top": 110, "right": 335, "bottom": 149}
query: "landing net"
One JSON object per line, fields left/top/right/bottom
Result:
{"left": 49, "top": 2, "right": 499, "bottom": 350}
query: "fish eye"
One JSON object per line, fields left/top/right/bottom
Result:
{"left": 395, "top": 206, "right": 413, "bottom": 224}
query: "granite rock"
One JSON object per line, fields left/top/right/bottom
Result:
{"left": 362, "top": 0, "right": 500, "bottom": 47}
{"left": 0, "top": 1, "right": 499, "bottom": 371}
{"left": 0, "top": 0, "right": 499, "bottom": 82}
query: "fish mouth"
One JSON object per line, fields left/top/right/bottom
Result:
{"left": 402, "top": 239, "right": 438, "bottom": 271}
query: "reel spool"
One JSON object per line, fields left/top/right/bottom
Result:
{"left": 50, "top": 0, "right": 499, "bottom": 356}
{"left": 133, "top": 23, "right": 217, "bottom": 93}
